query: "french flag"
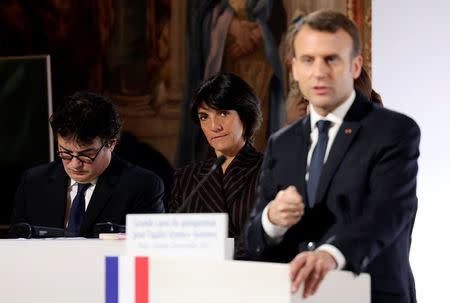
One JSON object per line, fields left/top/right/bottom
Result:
{"left": 105, "top": 256, "right": 150, "bottom": 303}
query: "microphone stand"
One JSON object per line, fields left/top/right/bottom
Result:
{"left": 176, "top": 155, "right": 226, "bottom": 213}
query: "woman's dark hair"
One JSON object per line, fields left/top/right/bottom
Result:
{"left": 355, "top": 66, "right": 383, "bottom": 106}
{"left": 190, "top": 73, "right": 262, "bottom": 143}
{"left": 50, "top": 90, "right": 121, "bottom": 145}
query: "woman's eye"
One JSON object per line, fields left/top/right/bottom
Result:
{"left": 199, "top": 115, "right": 207, "bottom": 121}
{"left": 220, "top": 111, "right": 228, "bottom": 117}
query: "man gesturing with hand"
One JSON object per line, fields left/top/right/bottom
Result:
{"left": 267, "top": 186, "right": 304, "bottom": 228}
{"left": 243, "top": 9, "right": 419, "bottom": 303}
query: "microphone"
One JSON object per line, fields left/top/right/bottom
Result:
{"left": 93, "top": 222, "right": 126, "bottom": 238}
{"left": 176, "top": 155, "right": 226, "bottom": 213}
{"left": 9, "top": 223, "right": 68, "bottom": 238}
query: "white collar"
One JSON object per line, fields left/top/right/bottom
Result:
{"left": 310, "top": 90, "right": 356, "bottom": 130}
{"left": 69, "top": 178, "right": 97, "bottom": 188}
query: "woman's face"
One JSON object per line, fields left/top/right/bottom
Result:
{"left": 197, "top": 102, "right": 245, "bottom": 157}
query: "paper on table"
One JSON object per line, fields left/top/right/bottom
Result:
{"left": 99, "top": 233, "right": 127, "bottom": 240}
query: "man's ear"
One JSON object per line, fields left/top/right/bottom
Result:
{"left": 108, "top": 139, "right": 117, "bottom": 151}
{"left": 352, "top": 55, "right": 363, "bottom": 79}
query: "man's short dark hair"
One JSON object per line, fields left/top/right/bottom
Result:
{"left": 190, "top": 73, "right": 262, "bottom": 143}
{"left": 50, "top": 90, "right": 121, "bottom": 145}
{"left": 291, "top": 9, "right": 361, "bottom": 58}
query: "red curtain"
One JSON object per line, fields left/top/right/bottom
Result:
{"left": 347, "top": 0, "right": 372, "bottom": 77}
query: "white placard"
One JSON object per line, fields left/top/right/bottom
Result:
{"left": 126, "top": 213, "right": 228, "bottom": 260}
{"left": 103, "top": 256, "right": 370, "bottom": 303}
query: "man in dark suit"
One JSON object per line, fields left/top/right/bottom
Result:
{"left": 9, "top": 91, "right": 165, "bottom": 237}
{"left": 243, "top": 10, "right": 419, "bottom": 303}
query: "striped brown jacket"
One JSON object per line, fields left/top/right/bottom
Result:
{"left": 169, "top": 143, "right": 263, "bottom": 259}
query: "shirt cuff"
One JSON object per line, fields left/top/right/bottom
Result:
{"left": 261, "top": 202, "right": 288, "bottom": 245}
{"left": 317, "top": 244, "right": 346, "bottom": 270}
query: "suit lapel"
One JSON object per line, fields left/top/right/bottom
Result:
{"left": 279, "top": 116, "right": 310, "bottom": 196}
{"left": 315, "top": 121, "right": 360, "bottom": 204}
{"left": 223, "top": 144, "right": 261, "bottom": 207}
{"left": 315, "top": 93, "right": 372, "bottom": 205}
{"left": 48, "top": 161, "right": 70, "bottom": 226}
{"left": 298, "top": 116, "right": 311, "bottom": 197}
{"left": 81, "top": 157, "right": 121, "bottom": 233}
{"left": 193, "top": 159, "right": 225, "bottom": 212}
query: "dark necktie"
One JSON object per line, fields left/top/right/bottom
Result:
{"left": 67, "top": 183, "right": 91, "bottom": 236}
{"left": 307, "top": 120, "right": 331, "bottom": 208}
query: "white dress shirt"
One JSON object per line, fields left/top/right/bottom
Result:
{"left": 261, "top": 90, "right": 356, "bottom": 270}
{"left": 66, "top": 179, "right": 97, "bottom": 227}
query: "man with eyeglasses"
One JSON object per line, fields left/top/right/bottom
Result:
{"left": 9, "top": 91, "right": 165, "bottom": 237}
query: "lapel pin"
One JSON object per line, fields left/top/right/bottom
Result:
{"left": 345, "top": 129, "right": 352, "bottom": 134}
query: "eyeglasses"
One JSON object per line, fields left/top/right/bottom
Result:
{"left": 57, "top": 143, "right": 106, "bottom": 164}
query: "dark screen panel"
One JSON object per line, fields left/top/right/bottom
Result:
{"left": 0, "top": 55, "right": 53, "bottom": 225}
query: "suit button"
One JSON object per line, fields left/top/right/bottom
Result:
{"left": 307, "top": 242, "right": 315, "bottom": 251}
{"left": 256, "top": 247, "right": 261, "bottom": 253}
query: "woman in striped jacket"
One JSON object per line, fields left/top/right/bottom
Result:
{"left": 169, "top": 73, "right": 263, "bottom": 259}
